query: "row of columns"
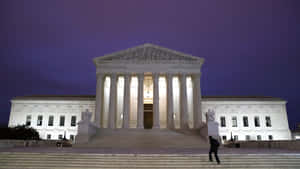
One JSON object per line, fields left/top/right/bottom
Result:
{"left": 94, "top": 73, "right": 202, "bottom": 129}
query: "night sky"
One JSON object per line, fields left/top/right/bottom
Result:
{"left": 0, "top": 0, "right": 299, "bottom": 128}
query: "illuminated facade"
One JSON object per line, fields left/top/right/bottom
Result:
{"left": 93, "top": 44, "right": 204, "bottom": 130}
{"left": 8, "top": 44, "right": 291, "bottom": 141}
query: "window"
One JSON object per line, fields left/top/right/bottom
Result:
{"left": 266, "top": 116, "right": 272, "bottom": 127}
{"left": 246, "top": 135, "right": 250, "bottom": 141}
{"left": 26, "top": 115, "right": 31, "bottom": 126}
{"left": 220, "top": 116, "right": 226, "bottom": 127}
{"left": 222, "top": 136, "right": 227, "bottom": 141}
{"left": 59, "top": 116, "right": 65, "bottom": 126}
{"left": 71, "top": 116, "right": 77, "bottom": 127}
{"left": 243, "top": 116, "right": 249, "bottom": 127}
{"left": 47, "top": 134, "right": 51, "bottom": 140}
{"left": 234, "top": 135, "right": 238, "bottom": 141}
{"left": 254, "top": 116, "right": 260, "bottom": 127}
{"left": 268, "top": 135, "right": 273, "bottom": 140}
{"left": 48, "top": 116, "right": 54, "bottom": 126}
{"left": 58, "top": 134, "right": 63, "bottom": 140}
{"left": 70, "top": 135, "right": 75, "bottom": 141}
{"left": 232, "top": 116, "right": 237, "bottom": 127}
{"left": 257, "top": 135, "right": 262, "bottom": 141}
{"left": 37, "top": 115, "right": 43, "bottom": 126}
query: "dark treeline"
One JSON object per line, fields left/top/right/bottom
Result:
{"left": 0, "top": 125, "right": 39, "bottom": 140}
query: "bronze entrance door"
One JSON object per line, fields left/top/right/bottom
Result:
{"left": 144, "top": 104, "right": 153, "bottom": 129}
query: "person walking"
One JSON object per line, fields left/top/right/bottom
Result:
{"left": 209, "top": 136, "right": 221, "bottom": 164}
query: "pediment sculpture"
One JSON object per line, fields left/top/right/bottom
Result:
{"left": 93, "top": 43, "right": 204, "bottom": 64}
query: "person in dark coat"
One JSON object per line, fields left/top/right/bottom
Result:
{"left": 209, "top": 136, "right": 221, "bottom": 164}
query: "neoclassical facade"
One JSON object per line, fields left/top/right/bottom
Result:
{"left": 93, "top": 43, "right": 204, "bottom": 130}
{"left": 8, "top": 44, "right": 292, "bottom": 141}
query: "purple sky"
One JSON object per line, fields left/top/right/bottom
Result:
{"left": 0, "top": 0, "right": 299, "bottom": 128}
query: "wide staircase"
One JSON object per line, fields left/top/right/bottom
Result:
{"left": 1, "top": 152, "right": 300, "bottom": 168}
{"left": 75, "top": 128, "right": 209, "bottom": 148}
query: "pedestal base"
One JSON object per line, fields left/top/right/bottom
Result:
{"left": 76, "top": 121, "right": 98, "bottom": 144}
{"left": 207, "top": 121, "right": 219, "bottom": 140}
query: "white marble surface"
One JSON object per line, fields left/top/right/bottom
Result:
{"left": 7, "top": 44, "right": 291, "bottom": 141}
{"left": 9, "top": 97, "right": 291, "bottom": 141}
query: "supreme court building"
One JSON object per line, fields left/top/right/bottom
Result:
{"left": 8, "top": 44, "right": 292, "bottom": 142}
{"left": 93, "top": 43, "right": 204, "bottom": 130}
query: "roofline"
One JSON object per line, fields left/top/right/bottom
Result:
{"left": 93, "top": 43, "right": 204, "bottom": 65}
{"left": 11, "top": 95, "right": 285, "bottom": 102}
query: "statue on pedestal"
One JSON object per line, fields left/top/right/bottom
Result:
{"left": 76, "top": 109, "right": 97, "bottom": 144}
{"left": 206, "top": 109, "right": 219, "bottom": 141}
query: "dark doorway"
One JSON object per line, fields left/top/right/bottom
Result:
{"left": 144, "top": 104, "right": 153, "bottom": 129}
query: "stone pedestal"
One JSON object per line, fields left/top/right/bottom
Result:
{"left": 76, "top": 109, "right": 97, "bottom": 144}
{"left": 207, "top": 121, "right": 219, "bottom": 140}
{"left": 206, "top": 109, "right": 220, "bottom": 140}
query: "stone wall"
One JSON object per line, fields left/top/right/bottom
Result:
{"left": 225, "top": 140, "right": 300, "bottom": 150}
{"left": 9, "top": 97, "right": 292, "bottom": 141}
{"left": 9, "top": 99, "right": 95, "bottom": 140}
{"left": 0, "top": 139, "right": 61, "bottom": 148}
{"left": 202, "top": 100, "right": 291, "bottom": 141}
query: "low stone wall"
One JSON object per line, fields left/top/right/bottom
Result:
{"left": 225, "top": 140, "right": 300, "bottom": 150}
{"left": 0, "top": 139, "right": 59, "bottom": 148}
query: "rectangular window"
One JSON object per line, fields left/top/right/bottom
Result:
{"left": 222, "top": 135, "right": 227, "bottom": 141}
{"left": 26, "top": 115, "right": 31, "bottom": 126}
{"left": 47, "top": 134, "right": 51, "bottom": 140}
{"left": 220, "top": 116, "right": 226, "bottom": 127}
{"left": 37, "top": 115, "right": 43, "bottom": 126}
{"left": 243, "top": 116, "right": 249, "bottom": 127}
{"left": 234, "top": 135, "right": 238, "bottom": 141}
{"left": 232, "top": 116, "right": 237, "bottom": 127}
{"left": 70, "top": 135, "right": 74, "bottom": 141}
{"left": 266, "top": 116, "right": 272, "bottom": 127}
{"left": 255, "top": 116, "right": 260, "bottom": 127}
{"left": 59, "top": 116, "right": 65, "bottom": 126}
{"left": 257, "top": 135, "right": 261, "bottom": 141}
{"left": 48, "top": 116, "right": 54, "bottom": 126}
{"left": 71, "top": 116, "right": 77, "bottom": 127}
{"left": 58, "top": 134, "right": 63, "bottom": 140}
{"left": 246, "top": 135, "right": 250, "bottom": 141}
{"left": 268, "top": 135, "right": 273, "bottom": 140}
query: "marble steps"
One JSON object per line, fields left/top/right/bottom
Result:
{"left": 1, "top": 152, "right": 300, "bottom": 169}
{"left": 76, "top": 128, "right": 209, "bottom": 148}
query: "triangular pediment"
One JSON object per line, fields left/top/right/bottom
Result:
{"left": 94, "top": 43, "right": 204, "bottom": 64}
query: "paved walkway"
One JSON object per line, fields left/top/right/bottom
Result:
{"left": 1, "top": 147, "right": 300, "bottom": 154}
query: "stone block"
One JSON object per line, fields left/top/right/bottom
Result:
{"left": 207, "top": 121, "right": 219, "bottom": 140}
{"left": 76, "top": 109, "right": 97, "bottom": 144}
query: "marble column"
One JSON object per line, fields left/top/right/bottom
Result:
{"left": 122, "top": 73, "right": 131, "bottom": 128}
{"left": 180, "top": 73, "right": 189, "bottom": 129}
{"left": 137, "top": 73, "right": 144, "bottom": 128}
{"left": 108, "top": 74, "right": 117, "bottom": 129}
{"left": 166, "top": 73, "right": 174, "bottom": 129}
{"left": 192, "top": 73, "right": 202, "bottom": 128}
{"left": 153, "top": 73, "right": 160, "bottom": 128}
{"left": 95, "top": 73, "right": 104, "bottom": 128}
